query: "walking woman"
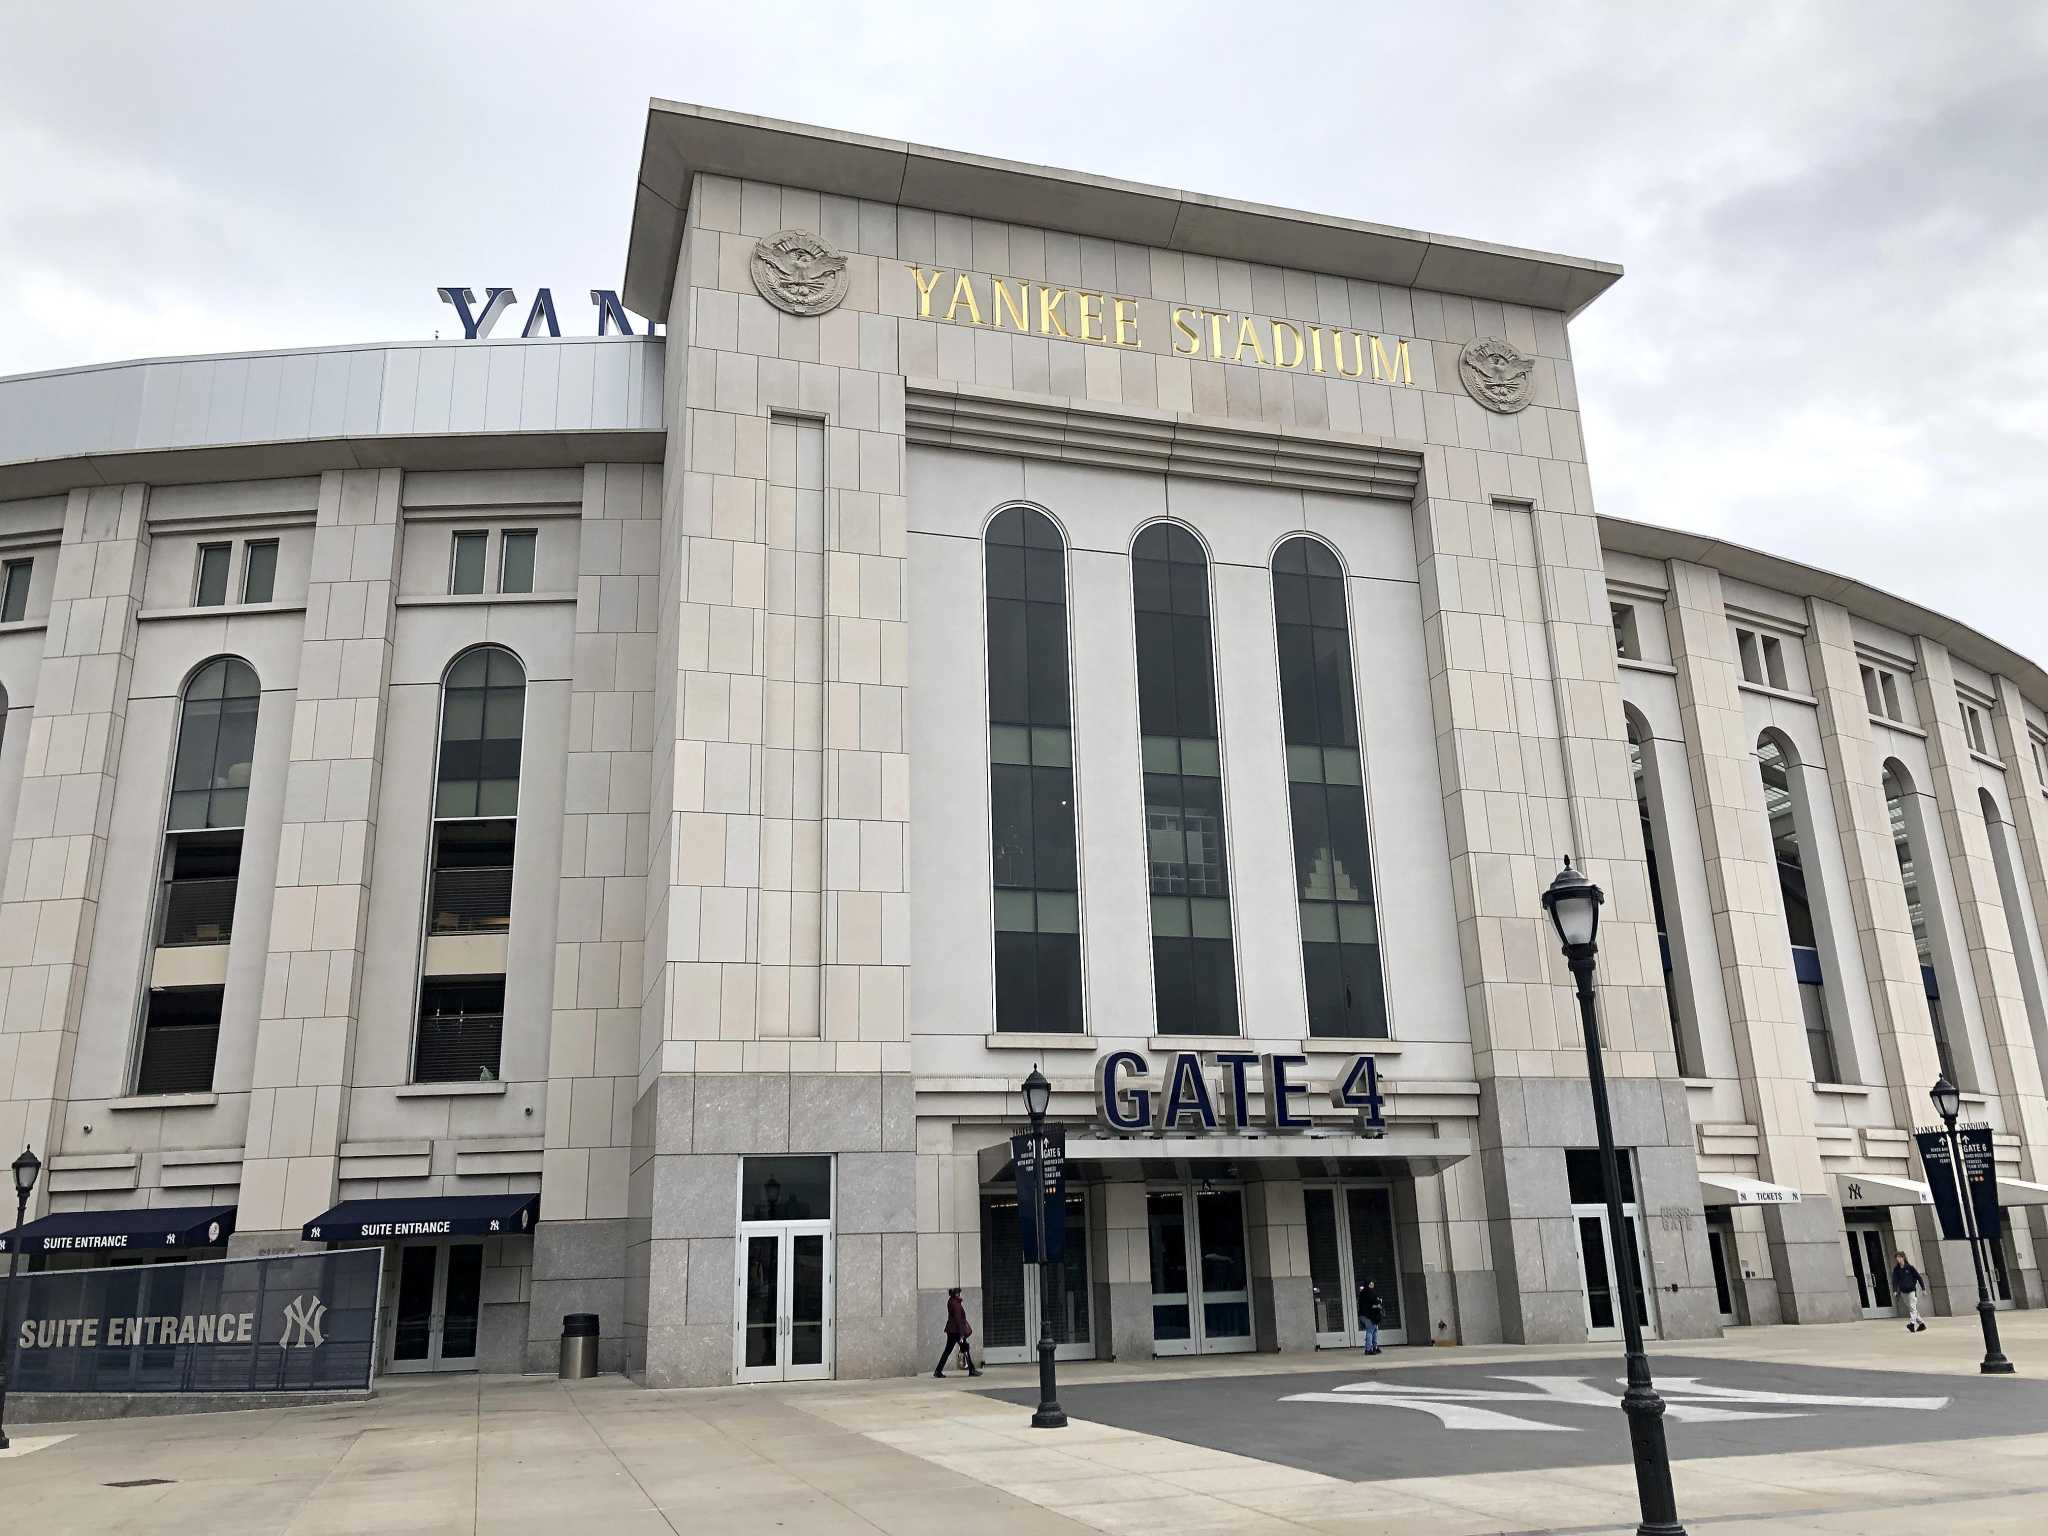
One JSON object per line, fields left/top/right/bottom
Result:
{"left": 935, "top": 1286, "right": 982, "bottom": 1377}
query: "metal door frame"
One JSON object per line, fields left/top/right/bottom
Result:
{"left": 1571, "top": 1200, "right": 1659, "bottom": 1343}
{"left": 1303, "top": 1179, "right": 1410, "bottom": 1349}
{"left": 979, "top": 1187, "right": 1094, "bottom": 1366}
{"left": 385, "top": 1238, "right": 485, "bottom": 1374}
{"left": 1146, "top": 1182, "right": 1256, "bottom": 1357}
{"left": 1704, "top": 1222, "right": 1739, "bottom": 1325}
{"left": 732, "top": 1220, "right": 835, "bottom": 1383}
{"left": 1844, "top": 1222, "right": 1893, "bottom": 1319}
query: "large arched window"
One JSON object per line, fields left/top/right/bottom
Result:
{"left": 137, "top": 656, "right": 261, "bottom": 1095}
{"left": 1134, "top": 523, "right": 1236, "bottom": 1036}
{"left": 1883, "top": 762, "right": 1959, "bottom": 1084}
{"left": 986, "top": 507, "right": 1081, "bottom": 1033}
{"left": 1273, "top": 536, "right": 1386, "bottom": 1037}
{"left": 1757, "top": 733, "right": 1841, "bottom": 1082}
{"left": 1980, "top": 788, "right": 2048, "bottom": 1087}
{"left": 1626, "top": 712, "right": 1693, "bottom": 1073}
{"left": 416, "top": 645, "right": 526, "bottom": 1083}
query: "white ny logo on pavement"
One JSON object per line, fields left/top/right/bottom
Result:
{"left": 280, "top": 1294, "right": 328, "bottom": 1349}
{"left": 1279, "top": 1374, "right": 1951, "bottom": 1432}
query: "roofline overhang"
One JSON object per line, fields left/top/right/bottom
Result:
{"left": 622, "top": 100, "right": 1623, "bottom": 325}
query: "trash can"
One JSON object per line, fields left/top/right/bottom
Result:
{"left": 559, "top": 1313, "right": 599, "bottom": 1379}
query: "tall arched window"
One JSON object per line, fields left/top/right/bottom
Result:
{"left": 1757, "top": 733, "right": 1840, "bottom": 1082}
{"left": 1273, "top": 537, "right": 1386, "bottom": 1038}
{"left": 1627, "top": 713, "right": 1693, "bottom": 1074}
{"left": 1980, "top": 788, "right": 2048, "bottom": 1088}
{"left": 416, "top": 644, "right": 526, "bottom": 1082}
{"left": 137, "top": 655, "right": 261, "bottom": 1094}
{"left": 1883, "top": 762, "right": 1959, "bottom": 1084}
{"left": 1134, "top": 523, "right": 1236, "bottom": 1036}
{"left": 985, "top": 508, "right": 1081, "bottom": 1033}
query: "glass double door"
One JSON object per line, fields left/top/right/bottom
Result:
{"left": 1305, "top": 1184, "right": 1407, "bottom": 1348}
{"left": 736, "top": 1222, "right": 833, "bottom": 1382}
{"left": 390, "top": 1241, "right": 484, "bottom": 1373}
{"left": 980, "top": 1191, "right": 1093, "bottom": 1363}
{"left": 1706, "top": 1220, "right": 1739, "bottom": 1325}
{"left": 1148, "top": 1186, "right": 1254, "bottom": 1355}
{"left": 1573, "top": 1203, "right": 1655, "bottom": 1342}
{"left": 1845, "top": 1223, "right": 1894, "bottom": 1318}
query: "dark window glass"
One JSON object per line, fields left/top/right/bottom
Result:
{"left": 135, "top": 987, "right": 222, "bottom": 1094}
{"left": 740, "top": 1156, "right": 833, "bottom": 1221}
{"left": 429, "top": 819, "right": 516, "bottom": 934}
{"left": 437, "top": 646, "right": 525, "bottom": 819}
{"left": 1134, "top": 525, "right": 1237, "bottom": 1036}
{"left": 1566, "top": 1148, "right": 1639, "bottom": 1205}
{"left": 241, "top": 540, "right": 278, "bottom": 604}
{"left": 194, "top": 544, "right": 231, "bottom": 607}
{"left": 1629, "top": 722, "right": 1692, "bottom": 1071}
{"left": 987, "top": 509, "right": 1081, "bottom": 1032}
{"left": 499, "top": 531, "right": 536, "bottom": 594}
{"left": 1760, "top": 734, "right": 1842, "bottom": 1081}
{"left": 0, "top": 559, "right": 30, "bottom": 623}
{"left": 414, "top": 976, "right": 505, "bottom": 1083}
{"left": 1274, "top": 538, "right": 1384, "bottom": 1037}
{"left": 1886, "top": 766, "right": 1958, "bottom": 1083}
{"left": 450, "top": 531, "right": 487, "bottom": 595}
{"left": 167, "top": 657, "right": 260, "bottom": 831}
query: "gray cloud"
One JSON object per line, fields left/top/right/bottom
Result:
{"left": 4, "top": 2, "right": 2044, "bottom": 652}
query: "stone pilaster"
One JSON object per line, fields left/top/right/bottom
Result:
{"left": 0, "top": 485, "right": 148, "bottom": 1202}
{"left": 234, "top": 468, "right": 401, "bottom": 1238}
{"left": 1803, "top": 599, "right": 1946, "bottom": 1125}
{"left": 1662, "top": 562, "right": 1855, "bottom": 1321}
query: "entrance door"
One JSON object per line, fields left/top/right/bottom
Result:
{"left": 1705, "top": 1223, "right": 1739, "bottom": 1325}
{"left": 1989, "top": 1225, "right": 2015, "bottom": 1308}
{"left": 388, "top": 1241, "right": 485, "bottom": 1373}
{"left": 735, "top": 1223, "right": 834, "bottom": 1382}
{"left": 978, "top": 1190, "right": 1094, "bottom": 1365}
{"left": 1572, "top": 1203, "right": 1656, "bottom": 1342}
{"left": 1844, "top": 1224, "right": 1893, "bottom": 1318}
{"left": 1304, "top": 1184, "right": 1409, "bottom": 1348}
{"left": 1147, "top": 1186, "right": 1254, "bottom": 1356}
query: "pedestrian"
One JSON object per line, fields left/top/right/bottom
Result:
{"left": 935, "top": 1286, "right": 982, "bottom": 1377}
{"left": 1891, "top": 1250, "right": 1926, "bottom": 1333}
{"left": 1360, "top": 1280, "right": 1386, "bottom": 1355}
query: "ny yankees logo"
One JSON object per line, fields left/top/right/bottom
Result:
{"left": 280, "top": 1294, "right": 328, "bottom": 1349}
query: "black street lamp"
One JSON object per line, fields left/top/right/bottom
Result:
{"left": 1542, "top": 860, "right": 1685, "bottom": 1536}
{"left": 1929, "top": 1075, "right": 2014, "bottom": 1375}
{"left": 1, "top": 1143, "right": 42, "bottom": 1451}
{"left": 1021, "top": 1066, "right": 1066, "bottom": 1429}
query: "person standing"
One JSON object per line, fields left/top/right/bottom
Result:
{"left": 1891, "top": 1251, "right": 1926, "bottom": 1333}
{"left": 1360, "top": 1280, "right": 1386, "bottom": 1355}
{"left": 935, "top": 1286, "right": 982, "bottom": 1377}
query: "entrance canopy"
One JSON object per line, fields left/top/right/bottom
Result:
{"left": 1833, "top": 1172, "right": 1932, "bottom": 1209}
{"left": 1699, "top": 1174, "right": 1803, "bottom": 1207}
{"left": 1, "top": 1203, "right": 235, "bottom": 1256}
{"left": 1995, "top": 1176, "right": 2048, "bottom": 1208}
{"left": 975, "top": 1130, "right": 1470, "bottom": 1186}
{"left": 304, "top": 1192, "right": 537, "bottom": 1242}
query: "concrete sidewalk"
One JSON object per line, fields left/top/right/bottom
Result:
{"left": 1, "top": 1312, "right": 2042, "bottom": 1534}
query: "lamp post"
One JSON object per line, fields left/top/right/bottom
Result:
{"left": 1, "top": 1143, "right": 42, "bottom": 1451}
{"left": 1542, "top": 860, "right": 1685, "bottom": 1536}
{"left": 1021, "top": 1066, "right": 1066, "bottom": 1429}
{"left": 1930, "top": 1075, "right": 2014, "bottom": 1375}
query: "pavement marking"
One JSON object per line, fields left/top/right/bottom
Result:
{"left": 1279, "top": 1372, "right": 1952, "bottom": 1432}
{"left": 0, "top": 1434, "right": 74, "bottom": 1458}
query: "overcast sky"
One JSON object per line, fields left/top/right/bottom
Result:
{"left": 4, "top": 4, "right": 2044, "bottom": 655}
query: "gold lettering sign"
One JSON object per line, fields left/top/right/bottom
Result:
{"left": 906, "top": 264, "right": 1419, "bottom": 386}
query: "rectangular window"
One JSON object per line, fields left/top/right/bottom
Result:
{"left": 1861, "top": 666, "right": 1883, "bottom": 718}
{"left": 1760, "top": 635, "right": 1787, "bottom": 691}
{"left": 1961, "top": 699, "right": 1989, "bottom": 755}
{"left": 241, "top": 540, "right": 278, "bottom": 604}
{"left": 0, "top": 558, "right": 30, "bottom": 623}
{"left": 2031, "top": 736, "right": 2048, "bottom": 792}
{"left": 1880, "top": 672, "right": 1902, "bottom": 721}
{"left": 450, "top": 531, "right": 487, "bottom": 595}
{"left": 428, "top": 820, "right": 516, "bottom": 934}
{"left": 1735, "top": 628, "right": 1762, "bottom": 686}
{"left": 194, "top": 543, "right": 232, "bottom": 607}
{"left": 499, "top": 530, "right": 536, "bottom": 594}
{"left": 414, "top": 976, "right": 506, "bottom": 1083}
{"left": 1612, "top": 603, "right": 1640, "bottom": 661}
{"left": 740, "top": 1156, "right": 832, "bottom": 1222}
{"left": 135, "top": 987, "right": 222, "bottom": 1094}
{"left": 158, "top": 830, "right": 243, "bottom": 946}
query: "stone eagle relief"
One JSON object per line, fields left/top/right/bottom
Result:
{"left": 1457, "top": 335, "right": 1536, "bottom": 413}
{"left": 750, "top": 229, "right": 850, "bottom": 316}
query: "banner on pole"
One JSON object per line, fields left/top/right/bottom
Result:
{"left": 1916, "top": 1125, "right": 2001, "bottom": 1242}
{"left": 1012, "top": 1127, "right": 1067, "bottom": 1263}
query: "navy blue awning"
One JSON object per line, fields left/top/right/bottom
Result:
{"left": 1, "top": 1204, "right": 235, "bottom": 1256}
{"left": 303, "top": 1192, "right": 538, "bottom": 1242}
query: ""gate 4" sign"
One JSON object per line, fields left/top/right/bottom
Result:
{"left": 1095, "top": 1050, "right": 1384, "bottom": 1135}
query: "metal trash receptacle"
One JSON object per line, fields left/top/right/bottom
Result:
{"left": 559, "top": 1313, "right": 599, "bottom": 1379}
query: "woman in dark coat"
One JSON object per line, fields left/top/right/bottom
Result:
{"left": 935, "top": 1286, "right": 982, "bottom": 1377}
